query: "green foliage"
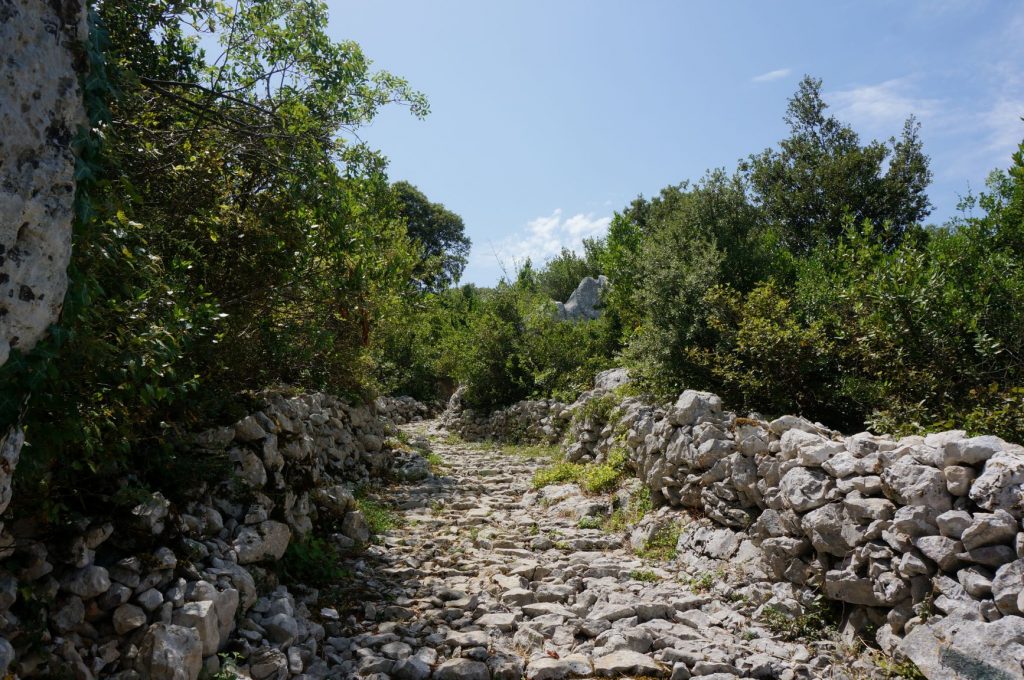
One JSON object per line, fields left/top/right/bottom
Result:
{"left": 443, "top": 280, "right": 617, "bottom": 410}
{"left": 2, "top": 0, "right": 428, "bottom": 522}
{"left": 872, "top": 653, "right": 926, "bottom": 680}
{"left": 604, "top": 486, "right": 653, "bottom": 533}
{"left": 590, "top": 76, "right": 1024, "bottom": 439}
{"left": 531, "top": 461, "right": 586, "bottom": 489}
{"left": 355, "top": 497, "right": 402, "bottom": 536}
{"left": 392, "top": 181, "right": 471, "bottom": 292}
{"left": 529, "top": 242, "right": 606, "bottom": 302}
{"left": 743, "top": 76, "right": 932, "bottom": 253}
{"left": 279, "top": 536, "right": 351, "bottom": 587}
{"left": 577, "top": 516, "right": 603, "bottom": 529}
{"left": 759, "top": 596, "right": 840, "bottom": 641}
{"left": 635, "top": 523, "right": 681, "bottom": 561}
{"left": 503, "top": 443, "right": 562, "bottom": 460}
{"left": 531, "top": 448, "right": 629, "bottom": 494}
{"left": 687, "top": 569, "right": 724, "bottom": 593}
{"left": 628, "top": 569, "right": 660, "bottom": 582}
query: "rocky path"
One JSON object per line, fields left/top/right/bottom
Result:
{"left": 328, "top": 422, "right": 859, "bottom": 680}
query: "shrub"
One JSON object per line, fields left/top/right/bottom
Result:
{"left": 280, "top": 536, "right": 351, "bottom": 587}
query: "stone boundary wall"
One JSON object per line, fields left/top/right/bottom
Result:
{"left": 375, "top": 394, "right": 443, "bottom": 424}
{"left": 442, "top": 377, "right": 1024, "bottom": 676}
{"left": 441, "top": 388, "right": 571, "bottom": 444}
{"left": 0, "top": 391, "right": 428, "bottom": 679}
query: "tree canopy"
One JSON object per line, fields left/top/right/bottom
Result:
{"left": 392, "top": 181, "right": 471, "bottom": 292}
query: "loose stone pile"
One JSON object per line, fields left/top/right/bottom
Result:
{"left": 443, "top": 371, "right": 1024, "bottom": 678}
{"left": 442, "top": 390, "right": 570, "bottom": 444}
{"left": 377, "top": 396, "right": 442, "bottom": 425}
{"left": 0, "top": 390, "right": 431, "bottom": 679}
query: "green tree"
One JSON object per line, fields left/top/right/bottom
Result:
{"left": 0, "top": 0, "right": 427, "bottom": 520}
{"left": 392, "top": 181, "right": 471, "bottom": 291}
{"left": 743, "top": 76, "right": 932, "bottom": 253}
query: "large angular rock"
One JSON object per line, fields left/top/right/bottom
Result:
{"left": 555, "top": 275, "right": 608, "bottom": 321}
{"left": 961, "top": 510, "right": 1018, "bottom": 551}
{"left": 136, "top": 623, "right": 203, "bottom": 680}
{"left": 942, "top": 435, "right": 1006, "bottom": 467}
{"left": 593, "top": 650, "right": 667, "bottom": 677}
{"left": 881, "top": 458, "right": 952, "bottom": 512}
{"left": 901, "top": 613, "right": 1024, "bottom": 680}
{"left": 971, "top": 448, "right": 1024, "bottom": 517}
{"left": 61, "top": 565, "right": 110, "bottom": 599}
{"left": 0, "top": 428, "right": 23, "bottom": 516}
{"left": 991, "top": 560, "right": 1024, "bottom": 616}
{"left": 113, "top": 603, "right": 147, "bottom": 635}
{"left": 670, "top": 390, "right": 723, "bottom": 427}
{"left": 779, "top": 466, "right": 832, "bottom": 512}
{"left": 433, "top": 658, "right": 490, "bottom": 680}
{"left": 172, "top": 600, "right": 220, "bottom": 656}
{"left": 802, "top": 503, "right": 864, "bottom": 556}
{"left": 233, "top": 520, "right": 291, "bottom": 564}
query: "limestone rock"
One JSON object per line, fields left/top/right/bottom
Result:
{"left": 593, "top": 650, "right": 666, "bottom": 677}
{"left": 971, "top": 449, "right": 1024, "bottom": 516}
{"left": 901, "top": 613, "right": 1024, "bottom": 680}
{"left": 555, "top": 275, "right": 608, "bottom": 321}
{"left": 136, "top": 623, "right": 203, "bottom": 680}
{"left": 233, "top": 520, "right": 291, "bottom": 564}
{"left": 0, "top": 0, "right": 86, "bottom": 365}
{"left": 433, "top": 658, "right": 490, "bottom": 680}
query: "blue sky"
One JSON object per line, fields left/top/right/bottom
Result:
{"left": 330, "top": 1, "right": 1024, "bottom": 285}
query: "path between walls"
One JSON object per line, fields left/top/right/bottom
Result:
{"left": 337, "top": 420, "right": 872, "bottom": 680}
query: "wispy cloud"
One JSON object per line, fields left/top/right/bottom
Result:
{"left": 983, "top": 98, "right": 1024, "bottom": 152}
{"left": 752, "top": 68, "right": 792, "bottom": 83}
{"left": 830, "top": 78, "right": 941, "bottom": 130}
{"left": 492, "top": 209, "right": 610, "bottom": 271}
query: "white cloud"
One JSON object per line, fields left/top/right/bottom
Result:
{"left": 491, "top": 208, "right": 610, "bottom": 272}
{"left": 983, "top": 98, "right": 1024, "bottom": 152}
{"left": 830, "top": 78, "right": 941, "bottom": 130}
{"left": 752, "top": 68, "right": 791, "bottom": 83}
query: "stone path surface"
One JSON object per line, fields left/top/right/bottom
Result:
{"left": 328, "top": 421, "right": 865, "bottom": 680}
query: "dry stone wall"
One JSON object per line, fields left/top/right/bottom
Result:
{"left": 375, "top": 394, "right": 442, "bottom": 424}
{"left": 441, "top": 388, "right": 570, "bottom": 444}
{"left": 0, "top": 390, "right": 431, "bottom": 679}
{"left": 443, "top": 374, "right": 1024, "bottom": 677}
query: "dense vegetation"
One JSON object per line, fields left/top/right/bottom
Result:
{"left": 397, "top": 78, "right": 1024, "bottom": 443}
{"left": 0, "top": 0, "right": 464, "bottom": 520}
{"left": 3, "top": 0, "right": 1023, "bottom": 525}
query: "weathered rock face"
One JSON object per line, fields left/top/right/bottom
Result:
{"left": 555, "top": 275, "right": 609, "bottom": 321}
{"left": 0, "top": 0, "right": 87, "bottom": 366}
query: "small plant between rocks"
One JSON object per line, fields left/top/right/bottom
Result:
{"left": 629, "top": 569, "right": 660, "bottom": 582}
{"left": 635, "top": 522, "right": 681, "bottom": 561}
{"left": 531, "top": 448, "right": 629, "bottom": 494}
{"left": 759, "top": 596, "right": 840, "bottom": 642}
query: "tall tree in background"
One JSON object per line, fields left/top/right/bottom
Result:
{"left": 744, "top": 76, "right": 932, "bottom": 252}
{"left": 392, "top": 181, "right": 471, "bottom": 291}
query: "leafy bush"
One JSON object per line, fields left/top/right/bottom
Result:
{"left": 1, "top": 0, "right": 428, "bottom": 521}
{"left": 531, "top": 448, "right": 629, "bottom": 494}
{"left": 280, "top": 536, "right": 352, "bottom": 587}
